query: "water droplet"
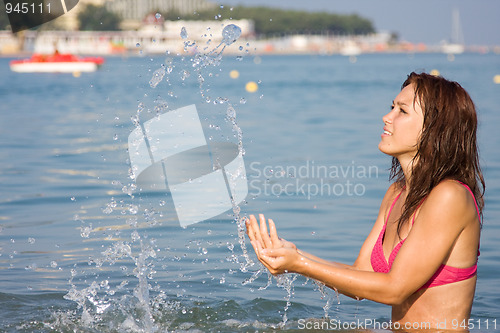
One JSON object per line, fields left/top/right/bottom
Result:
{"left": 149, "top": 66, "right": 166, "bottom": 88}
{"left": 113, "top": 134, "right": 118, "bottom": 141}
{"left": 70, "top": 196, "right": 76, "bottom": 201}
{"left": 131, "top": 230, "right": 140, "bottom": 242}
{"left": 180, "top": 69, "right": 190, "bottom": 80}
{"left": 239, "top": 46, "right": 243, "bottom": 51}
{"left": 136, "top": 42, "right": 140, "bottom": 47}
{"left": 130, "top": 115, "right": 140, "bottom": 126}
{"left": 221, "top": 24, "right": 242, "bottom": 46}
{"left": 159, "top": 200, "right": 166, "bottom": 206}
{"left": 129, "top": 204, "right": 138, "bottom": 215}
{"left": 80, "top": 224, "right": 92, "bottom": 238}
{"left": 227, "top": 106, "right": 236, "bottom": 118}
{"left": 155, "top": 12, "right": 161, "bottom": 19}
{"left": 202, "top": 248, "right": 208, "bottom": 255}
{"left": 28, "top": 237, "right": 35, "bottom": 244}
{"left": 50, "top": 261, "right": 58, "bottom": 268}
{"left": 180, "top": 27, "right": 188, "bottom": 39}
{"left": 25, "top": 263, "right": 37, "bottom": 270}
{"left": 240, "top": 97, "right": 246, "bottom": 104}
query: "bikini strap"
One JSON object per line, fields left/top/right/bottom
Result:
{"left": 456, "top": 181, "right": 481, "bottom": 223}
{"left": 456, "top": 181, "right": 482, "bottom": 257}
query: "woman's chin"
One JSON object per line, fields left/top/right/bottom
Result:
{"left": 378, "top": 142, "right": 396, "bottom": 157}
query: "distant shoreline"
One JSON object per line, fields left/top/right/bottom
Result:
{"left": 1, "top": 29, "right": 499, "bottom": 58}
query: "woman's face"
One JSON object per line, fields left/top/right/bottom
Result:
{"left": 378, "top": 84, "right": 424, "bottom": 161}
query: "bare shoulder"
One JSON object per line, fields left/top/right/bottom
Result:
{"left": 419, "top": 180, "right": 478, "bottom": 228}
{"left": 428, "top": 180, "right": 475, "bottom": 208}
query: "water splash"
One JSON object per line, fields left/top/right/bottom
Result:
{"left": 276, "top": 274, "right": 297, "bottom": 328}
{"left": 61, "top": 21, "right": 255, "bottom": 331}
{"left": 175, "top": 21, "right": 254, "bottom": 276}
{"left": 313, "top": 280, "right": 337, "bottom": 318}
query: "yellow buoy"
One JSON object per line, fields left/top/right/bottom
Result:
{"left": 229, "top": 70, "right": 239, "bottom": 79}
{"left": 430, "top": 69, "right": 440, "bottom": 76}
{"left": 493, "top": 75, "right": 500, "bottom": 84}
{"left": 245, "top": 81, "right": 258, "bottom": 93}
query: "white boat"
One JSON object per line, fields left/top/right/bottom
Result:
{"left": 442, "top": 8, "right": 465, "bottom": 55}
{"left": 9, "top": 53, "right": 104, "bottom": 73}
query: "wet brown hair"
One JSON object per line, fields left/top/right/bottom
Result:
{"left": 390, "top": 72, "right": 485, "bottom": 236}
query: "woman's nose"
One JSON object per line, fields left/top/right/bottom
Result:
{"left": 382, "top": 112, "right": 393, "bottom": 125}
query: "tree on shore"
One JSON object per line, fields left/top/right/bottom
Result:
{"left": 171, "top": 6, "right": 375, "bottom": 36}
{"left": 78, "top": 4, "right": 121, "bottom": 31}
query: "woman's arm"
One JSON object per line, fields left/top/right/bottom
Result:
{"left": 247, "top": 181, "right": 475, "bottom": 305}
{"left": 246, "top": 183, "right": 399, "bottom": 272}
{"left": 246, "top": 214, "right": 353, "bottom": 269}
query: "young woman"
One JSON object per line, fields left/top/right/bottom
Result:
{"left": 246, "top": 72, "right": 485, "bottom": 330}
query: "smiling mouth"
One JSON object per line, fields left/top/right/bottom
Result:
{"left": 383, "top": 130, "right": 392, "bottom": 136}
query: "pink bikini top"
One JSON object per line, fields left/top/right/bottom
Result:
{"left": 370, "top": 182, "right": 480, "bottom": 289}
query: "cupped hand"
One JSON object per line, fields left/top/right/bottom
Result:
{"left": 245, "top": 214, "right": 299, "bottom": 275}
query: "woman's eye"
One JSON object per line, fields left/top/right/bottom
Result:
{"left": 400, "top": 109, "right": 407, "bottom": 114}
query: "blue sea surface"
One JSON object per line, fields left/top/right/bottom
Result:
{"left": 0, "top": 52, "right": 499, "bottom": 332}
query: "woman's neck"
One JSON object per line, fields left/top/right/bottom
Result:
{"left": 397, "top": 155, "right": 414, "bottom": 191}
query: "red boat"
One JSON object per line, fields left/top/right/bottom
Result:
{"left": 9, "top": 52, "right": 104, "bottom": 73}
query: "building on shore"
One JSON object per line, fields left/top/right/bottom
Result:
{"left": 37, "top": 0, "right": 217, "bottom": 31}
{"left": 106, "top": 0, "right": 217, "bottom": 30}
{"left": 1, "top": 19, "right": 254, "bottom": 55}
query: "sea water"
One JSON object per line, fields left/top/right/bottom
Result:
{"left": 0, "top": 50, "right": 499, "bottom": 331}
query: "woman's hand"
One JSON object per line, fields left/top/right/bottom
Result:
{"left": 245, "top": 214, "right": 300, "bottom": 275}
